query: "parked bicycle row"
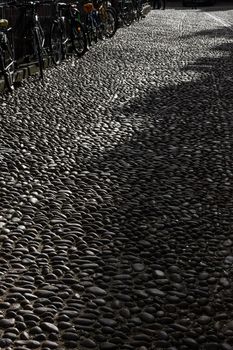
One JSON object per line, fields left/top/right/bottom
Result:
{"left": 0, "top": 0, "right": 146, "bottom": 92}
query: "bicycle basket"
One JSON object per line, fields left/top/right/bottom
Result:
{"left": 83, "top": 2, "right": 94, "bottom": 13}
{"left": 0, "top": 19, "right": 8, "bottom": 28}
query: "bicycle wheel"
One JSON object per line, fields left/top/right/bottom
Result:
{"left": 101, "top": 7, "right": 117, "bottom": 38}
{"left": 135, "top": 4, "right": 141, "bottom": 21}
{"left": 122, "top": 3, "right": 134, "bottom": 26}
{"left": 131, "top": 0, "right": 138, "bottom": 21}
{"left": 109, "top": 6, "right": 118, "bottom": 26}
{"left": 50, "top": 20, "right": 63, "bottom": 65}
{"left": 93, "top": 25, "right": 98, "bottom": 43}
{"left": 33, "top": 27, "right": 44, "bottom": 79}
{"left": 96, "top": 25, "right": 104, "bottom": 41}
{"left": 71, "top": 21, "right": 87, "bottom": 57}
{"left": 0, "top": 41, "right": 15, "bottom": 92}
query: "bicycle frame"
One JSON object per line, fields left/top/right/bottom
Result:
{"left": 0, "top": 21, "right": 15, "bottom": 91}
{"left": 54, "top": 3, "right": 69, "bottom": 45}
{"left": 15, "top": 1, "right": 45, "bottom": 60}
{"left": 98, "top": 0, "right": 108, "bottom": 17}
{"left": 69, "top": 2, "right": 82, "bottom": 22}
{"left": 83, "top": 2, "right": 100, "bottom": 44}
{"left": 50, "top": 0, "right": 86, "bottom": 60}
{"left": 0, "top": 27, "right": 14, "bottom": 69}
{"left": 27, "top": 2, "right": 45, "bottom": 47}
{"left": 87, "top": 11, "right": 98, "bottom": 30}
{"left": 68, "top": 2, "right": 85, "bottom": 49}
{"left": 93, "top": 0, "right": 117, "bottom": 38}
{"left": 62, "top": 2, "right": 83, "bottom": 37}
{"left": 118, "top": 0, "right": 134, "bottom": 25}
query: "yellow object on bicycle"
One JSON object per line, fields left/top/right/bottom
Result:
{"left": 83, "top": 2, "right": 94, "bottom": 13}
{"left": 0, "top": 19, "right": 9, "bottom": 28}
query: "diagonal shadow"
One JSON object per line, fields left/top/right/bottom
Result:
{"left": 52, "top": 24, "right": 233, "bottom": 347}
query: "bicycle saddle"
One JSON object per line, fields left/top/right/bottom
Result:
{"left": 57, "top": 2, "right": 67, "bottom": 6}
{"left": 27, "top": 1, "right": 40, "bottom": 6}
{"left": 0, "top": 19, "right": 9, "bottom": 28}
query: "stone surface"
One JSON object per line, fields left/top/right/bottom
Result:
{"left": 0, "top": 3, "right": 233, "bottom": 350}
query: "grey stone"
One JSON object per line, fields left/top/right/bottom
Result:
{"left": 100, "top": 343, "right": 118, "bottom": 350}
{"left": 198, "top": 315, "right": 211, "bottom": 325}
{"left": 140, "top": 312, "right": 155, "bottom": 323}
{"left": 147, "top": 288, "right": 165, "bottom": 297}
{"left": 80, "top": 338, "right": 97, "bottom": 348}
{"left": 99, "top": 318, "right": 117, "bottom": 327}
{"left": 40, "top": 322, "right": 59, "bottom": 333}
{"left": 0, "top": 318, "right": 15, "bottom": 328}
{"left": 133, "top": 263, "right": 145, "bottom": 272}
{"left": 87, "top": 286, "right": 107, "bottom": 296}
{"left": 183, "top": 337, "right": 198, "bottom": 349}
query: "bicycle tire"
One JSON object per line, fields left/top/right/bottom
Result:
{"left": 109, "top": 6, "right": 119, "bottom": 27}
{"left": 135, "top": 7, "right": 140, "bottom": 21}
{"left": 0, "top": 42, "right": 15, "bottom": 93}
{"left": 97, "top": 17, "right": 104, "bottom": 41}
{"left": 50, "top": 20, "right": 63, "bottom": 65}
{"left": 101, "top": 7, "right": 117, "bottom": 38}
{"left": 33, "top": 27, "right": 44, "bottom": 79}
{"left": 122, "top": 4, "right": 134, "bottom": 26}
{"left": 93, "top": 26, "right": 98, "bottom": 43}
{"left": 71, "top": 21, "right": 87, "bottom": 57}
{"left": 86, "top": 13, "right": 98, "bottom": 46}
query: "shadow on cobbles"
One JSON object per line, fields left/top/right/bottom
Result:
{"left": 35, "top": 24, "right": 233, "bottom": 348}
{"left": 197, "top": 3, "right": 233, "bottom": 11}
{"left": 40, "top": 27, "right": 233, "bottom": 349}
{"left": 181, "top": 27, "right": 233, "bottom": 39}
{"left": 71, "top": 24, "right": 233, "bottom": 347}
{"left": 172, "top": 3, "right": 233, "bottom": 11}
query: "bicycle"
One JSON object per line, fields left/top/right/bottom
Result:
{"left": 50, "top": 1, "right": 87, "bottom": 65}
{"left": 152, "top": 0, "right": 165, "bottom": 9}
{"left": 118, "top": 0, "right": 134, "bottom": 27}
{"left": 83, "top": 1, "right": 103, "bottom": 46}
{"left": 15, "top": 0, "right": 46, "bottom": 79}
{"left": 95, "top": 0, "right": 117, "bottom": 38}
{"left": 0, "top": 18, "right": 15, "bottom": 92}
{"left": 132, "top": 0, "right": 144, "bottom": 21}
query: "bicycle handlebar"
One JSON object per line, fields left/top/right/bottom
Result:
{"left": 10, "top": 0, "right": 53, "bottom": 8}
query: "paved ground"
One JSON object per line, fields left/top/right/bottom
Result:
{"left": 1, "top": 3, "right": 233, "bottom": 350}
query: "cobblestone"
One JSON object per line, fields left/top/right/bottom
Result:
{"left": 1, "top": 3, "right": 233, "bottom": 349}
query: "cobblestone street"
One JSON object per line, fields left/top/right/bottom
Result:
{"left": 1, "top": 3, "right": 233, "bottom": 349}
